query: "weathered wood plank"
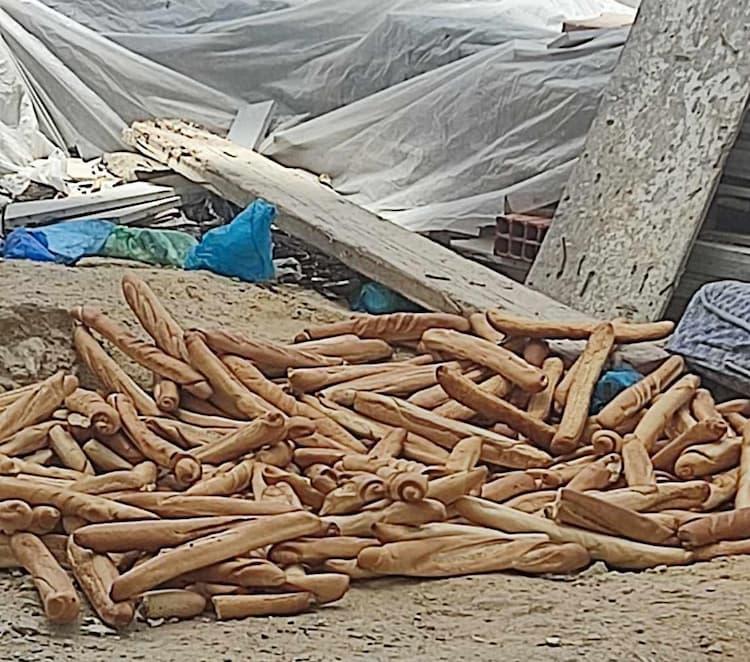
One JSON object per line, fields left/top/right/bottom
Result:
{"left": 123, "top": 120, "right": 589, "bottom": 321}
{"left": 527, "top": 0, "right": 750, "bottom": 321}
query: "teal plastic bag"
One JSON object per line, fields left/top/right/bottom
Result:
{"left": 591, "top": 366, "right": 642, "bottom": 415}
{"left": 185, "top": 199, "right": 276, "bottom": 281}
{"left": 352, "top": 282, "right": 422, "bottom": 314}
{"left": 100, "top": 226, "right": 197, "bottom": 267}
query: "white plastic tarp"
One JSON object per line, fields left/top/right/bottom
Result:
{"left": 39, "top": 0, "right": 635, "bottom": 118}
{"left": 264, "top": 32, "right": 626, "bottom": 233}
{"left": 0, "top": 0, "right": 636, "bottom": 232}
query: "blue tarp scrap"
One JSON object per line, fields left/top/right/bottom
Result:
{"left": 185, "top": 198, "right": 276, "bottom": 282}
{"left": 3, "top": 219, "right": 114, "bottom": 265}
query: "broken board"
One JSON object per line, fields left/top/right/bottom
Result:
{"left": 124, "top": 119, "right": 668, "bottom": 370}
{"left": 4, "top": 182, "right": 176, "bottom": 229}
{"left": 527, "top": 0, "right": 750, "bottom": 321}
{"left": 124, "top": 120, "right": 593, "bottom": 320}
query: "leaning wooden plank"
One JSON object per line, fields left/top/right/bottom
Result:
{"left": 527, "top": 0, "right": 750, "bottom": 320}
{"left": 123, "top": 119, "right": 593, "bottom": 320}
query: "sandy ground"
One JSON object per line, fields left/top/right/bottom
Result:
{"left": 1, "top": 259, "right": 749, "bottom": 661}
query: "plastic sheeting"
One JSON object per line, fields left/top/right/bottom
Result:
{"left": 0, "top": 29, "right": 66, "bottom": 195}
{"left": 0, "top": 0, "right": 636, "bottom": 233}
{"left": 40, "top": 0, "right": 635, "bottom": 118}
{"left": 0, "top": 0, "right": 242, "bottom": 158}
{"left": 265, "top": 32, "right": 627, "bottom": 233}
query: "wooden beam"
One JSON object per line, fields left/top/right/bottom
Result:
{"left": 527, "top": 0, "right": 750, "bottom": 321}
{"left": 123, "top": 120, "right": 590, "bottom": 321}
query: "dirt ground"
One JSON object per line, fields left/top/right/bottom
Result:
{"left": 1, "top": 259, "right": 749, "bottom": 661}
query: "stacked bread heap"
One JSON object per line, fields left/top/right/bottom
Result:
{"left": 1, "top": 274, "right": 749, "bottom": 628}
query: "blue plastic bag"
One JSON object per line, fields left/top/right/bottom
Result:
{"left": 591, "top": 365, "right": 643, "bottom": 415}
{"left": 3, "top": 219, "right": 114, "bottom": 265}
{"left": 185, "top": 199, "right": 276, "bottom": 281}
{"left": 352, "top": 282, "right": 422, "bottom": 315}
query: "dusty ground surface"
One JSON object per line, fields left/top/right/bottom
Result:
{"left": 1, "top": 259, "right": 749, "bottom": 661}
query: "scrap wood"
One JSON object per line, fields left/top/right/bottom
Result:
{"left": 1, "top": 272, "right": 750, "bottom": 630}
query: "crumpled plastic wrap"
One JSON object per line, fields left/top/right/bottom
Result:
{"left": 1, "top": 0, "right": 636, "bottom": 232}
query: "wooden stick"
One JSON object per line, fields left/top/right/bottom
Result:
{"left": 112, "top": 394, "right": 201, "bottom": 486}
{"left": 184, "top": 331, "right": 275, "bottom": 419}
{"left": 192, "top": 412, "right": 286, "bottom": 464}
{"left": 292, "top": 335, "right": 393, "bottom": 364}
{"left": 0, "top": 372, "right": 78, "bottom": 440}
{"left": 141, "top": 589, "right": 207, "bottom": 620}
{"left": 82, "top": 440, "right": 134, "bottom": 472}
{"left": 67, "top": 537, "right": 134, "bottom": 628}
{"left": 548, "top": 488, "right": 676, "bottom": 545}
{"left": 49, "top": 425, "right": 94, "bottom": 474}
{"left": 301, "top": 313, "right": 471, "bottom": 342}
{"left": 351, "top": 391, "right": 551, "bottom": 469}
{"left": 65, "top": 389, "right": 121, "bottom": 435}
{"left": 154, "top": 377, "right": 180, "bottom": 412}
{"left": 212, "top": 592, "right": 313, "bottom": 619}
{"left": 421, "top": 329, "right": 547, "bottom": 393}
{"left": 111, "top": 492, "right": 297, "bottom": 517}
{"left": 121, "top": 273, "right": 189, "bottom": 360}
{"left": 486, "top": 311, "right": 674, "bottom": 343}
{"left": 437, "top": 366, "right": 555, "bottom": 448}
{"left": 110, "top": 511, "right": 322, "bottom": 600}
{"left": 74, "top": 326, "right": 160, "bottom": 416}
{"left": 71, "top": 461, "right": 157, "bottom": 495}
{"left": 11, "top": 532, "right": 80, "bottom": 624}
{"left": 527, "top": 358, "right": 564, "bottom": 422}
{"left": 595, "top": 356, "right": 685, "bottom": 430}
{"left": 677, "top": 508, "right": 750, "bottom": 548}
{"left": 674, "top": 437, "right": 741, "bottom": 479}
{"left": 72, "top": 305, "right": 212, "bottom": 399}
{"left": 737, "top": 421, "right": 750, "bottom": 508}
{"left": 651, "top": 419, "right": 728, "bottom": 472}
{"left": 551, "top": 323, "right": 614, "bottom": 455}
{"left": 0, "top": 476, "right": 156, "bottom": 522}
{"left": 457, "top": 497, "right": 692, "bottom": 569}
{"left": 203, "top": 327, "right": 343, "bottom": 374}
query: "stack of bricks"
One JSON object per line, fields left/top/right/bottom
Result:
{"left": 495, "top": 213, "right": 552, "bottom": 263}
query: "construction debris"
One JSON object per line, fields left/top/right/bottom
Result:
{"left": 1, "top": 273, "right": 749, "bottom": 627}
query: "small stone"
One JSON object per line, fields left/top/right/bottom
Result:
{"left": 706, "top": 643, "right": 724, "bottom": 654}
{"left": 545, "top": 637, "right": 562, "bottom": 647}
